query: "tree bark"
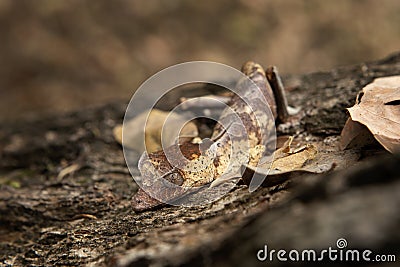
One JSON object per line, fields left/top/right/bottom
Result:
{"left": 1, "top": 52, "right": 400, "bottom": 266}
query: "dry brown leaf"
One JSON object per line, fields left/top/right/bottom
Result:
{"left": 340, "top": 118, "right": 376, "bottom": 150}
{"left": 114, "top": 109, "right": 198, "bottom": 153}
{"left": 243, "top": 139, "right": 360, "bottom": 187}
{"left": 248, "top": 143, "right": 318, "bottom": 176}
{"left": 242, "top": 137, "right": 315, "bottom": 183}
{"left": 344, "top": 76, "right": 400, "bottom": 153}
{"left": 270, "top": 144, "right": 318, "bottom": 174}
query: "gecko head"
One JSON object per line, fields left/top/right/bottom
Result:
{"left": 131, "top": 188, "right": 162, "bottom": 212}
{"left": 131, "top": 170, "right": 184, "bottom": 212}
{"left": 134, "top": 142, "right": 216, "bottom": 210}
{"left": 135, "top": 148, "right": 187, "bottom": 209}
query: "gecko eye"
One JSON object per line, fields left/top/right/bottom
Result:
{"left": 164, "top": 172, "right": 184, "bottom": 186}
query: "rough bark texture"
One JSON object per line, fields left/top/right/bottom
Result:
{"left": 1, "top": 52, "right": 400, "bottom": 266}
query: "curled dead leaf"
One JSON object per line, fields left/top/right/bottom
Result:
{"left": 341, "top": 76, "right": 400, "bottom": 153}
{"left": 340, "top": 118, "right": 376, "bottom": 150}
{"left": 114, "top": 109, "right": 198, "bottom": 153}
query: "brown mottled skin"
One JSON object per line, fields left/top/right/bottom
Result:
{"left": 131, "top": 62, "right": 287, "bottom": 211}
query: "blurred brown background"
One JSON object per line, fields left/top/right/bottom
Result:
{"left": 0, "top": 0, "right": 399, "bottom": 122}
